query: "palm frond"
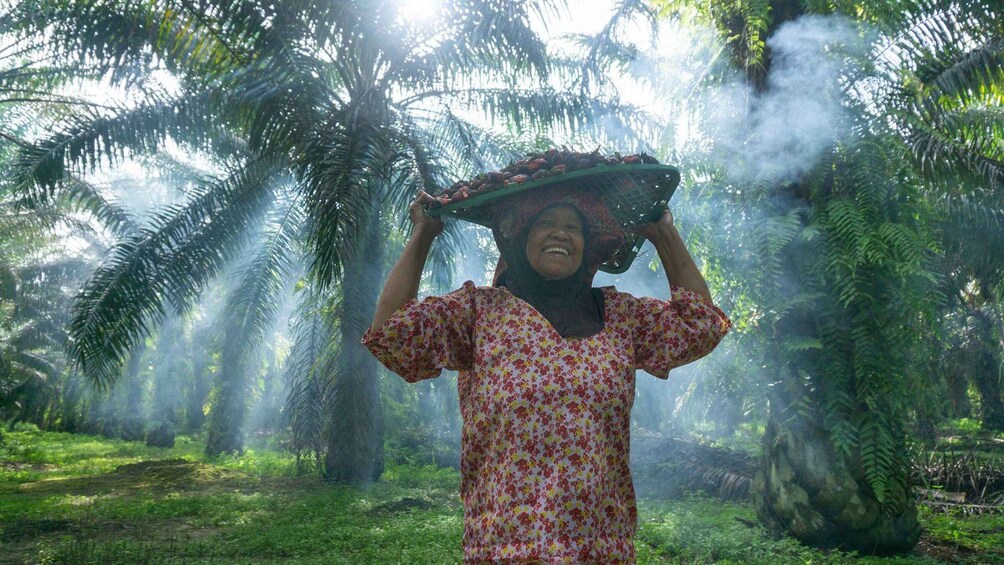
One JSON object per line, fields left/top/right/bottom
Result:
{"left": 924, "top": 40, "right": 1004, "bottom": 109}
{"left": 261, "top": 0, "right": 349, "bottom": 50}
{"left": 11, "top": 319, "right": 63, "bottom": 353}
{"left": 881, "top": 1, "right": 1004, "bottom": 189}
{"left": 224, "top": 46, "right": 335, "bottom": 156}
{"left": 442, "top": 87, "right": 656, "bottom": 146}
{"left": 169, "top": 0, "right": 268, "bottom": 68}
{"left": 938, "top": 189, "right": 1004, "bottom": 282}
{"left": 9, "top": 349, "right": 58, "bottom": 381}
{"left": 397, "top": 0, "right": 552, "bottom": 86}
{"left": 406, "top": 105, "right": 523, "bottom": 180}
{"left": 394, "top": 110, "right": 491, "bottom": 291}
{"left": 392, "top": 114, "right": 462, "bottom": 210}
{"left": 570, "top": 0, "right": 658, "bottom": 92}
{"left": 68, "top": 157, "right": 280, "bottom": 388}
{"left": 906, "top": 121, "right": 1004, "bottom": 191}
{"left": 298, "top": 121, "right": 387, "bottom": 287}
{"left": 11, "top": 91, "right": 226, "bottom": 206}
{"left": 56, "top": 177, "right": 139, "bottom": 238}
{"left": 283, "top": 288, "right": 335, "bottom": 471}
{"left": 11, "top": 0, "right": 254, "bottom": 85}
{"left": 138, "top": 153, "right": 220, "bottom": 197}
{"left": 220, "top": 192, "right": 305, "bottom": 366}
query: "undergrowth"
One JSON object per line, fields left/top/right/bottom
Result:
{"left": 2, "top": 429, "right": 1001, "bottom": 564}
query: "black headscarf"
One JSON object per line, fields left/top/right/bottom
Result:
{"left": 494, "top": 206, "right": 605, "bottom": 338}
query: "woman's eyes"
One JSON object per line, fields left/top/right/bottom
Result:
{"left": 537, "top": 220, "right": 580, "bottom": 230}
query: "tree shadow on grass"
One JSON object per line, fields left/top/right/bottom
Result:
{"left": 1, "top": 458, "right": 466, "bottom": 564}
{"left": 15, "top": 459, "right": 248, "bottom": 496}
{"left": 0, "top": 459, "right": 260, "bottom": 564}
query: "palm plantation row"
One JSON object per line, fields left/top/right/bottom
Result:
{"left": 1, "top": 0, "right": 1002, "bottom": 555}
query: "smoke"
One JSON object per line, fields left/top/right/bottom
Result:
{"left": 590, "top": 14, "right": 877, "bottom": 452}
{"left": 709, "top": 15, "right": 868, "bottom": 185}
{"left": 458, "top": 225, "right": 499, "bottom": 287}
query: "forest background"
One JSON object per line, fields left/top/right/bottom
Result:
{"left": 1, "top": 0, "right": 1003, "bottom": 563}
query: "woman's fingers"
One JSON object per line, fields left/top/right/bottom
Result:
{"left": 409, "top": 190, "right": 444, "bottom": 237}
{"left": 638, "top": 207, "right": 675, "bottom": 241}
{"left": 660, "top": 207, "right": 674, "bottom": 226}
{"left": 410, "top": 190, "right": 432, "bottom": 209}
{"left": 409, "top": 190, "right": 434, "bottom": 214}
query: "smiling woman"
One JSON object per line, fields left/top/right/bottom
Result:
{"left": 363, "top": 173, "right": 730, "bottom": 563}
{"left": 525, "top": 205, "right": 586, "bottom": 280}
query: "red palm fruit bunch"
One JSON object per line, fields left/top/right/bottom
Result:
{"left": 427, "top": 149, "right": 660, "bottom": 208}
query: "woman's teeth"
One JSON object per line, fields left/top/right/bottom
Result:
{"left": 543, "top": 247, "right": 569, "bottom": 256}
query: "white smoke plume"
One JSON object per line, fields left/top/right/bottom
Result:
{"left": 709, "top": 15, "right": 869, "bottom": 184}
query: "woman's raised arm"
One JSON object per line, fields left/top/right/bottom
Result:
{"left": 370, "top": 191, "right": 443, "bottom": 332}
{"left": 639, "top": 208, "right": 714, "bottom": 304}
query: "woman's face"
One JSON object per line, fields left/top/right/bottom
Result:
{"left": 525, "top": 205, "right": 585, "bottom": 280}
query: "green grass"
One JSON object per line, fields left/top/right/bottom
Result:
{"left": 1, "top": 430, "right": 462, "bottom": 564}
{"left": 919, "top": 506, "right": 1004, "bottom": 558}
{"left": 2, "top": 429, "right": 1001, "bottom": 564}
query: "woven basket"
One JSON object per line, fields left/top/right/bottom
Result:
{"left": 427, "top": 163, "right": 680, "bottom": 273}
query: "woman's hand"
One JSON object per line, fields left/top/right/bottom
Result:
{"left": 638, "top": 206, "right": 714, "bottom": 303}
{"left": 638, "top": 206, "right": 676, "bottom": 244}
{"left": 410, "top": 190, "right": 444, "bottom": 241}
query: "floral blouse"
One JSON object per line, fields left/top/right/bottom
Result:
{"left": 362, "top": 282, "right": 730, "bottom": 564}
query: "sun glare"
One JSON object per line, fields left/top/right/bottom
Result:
{"left": 397, "top": 0, "right": 441, "bottom": 25}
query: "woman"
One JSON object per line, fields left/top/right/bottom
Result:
{"left": 363, "top": 185, "right": 730, "bottom": 564}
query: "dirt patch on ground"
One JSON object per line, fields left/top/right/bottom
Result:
{"left": 1, "top": 460, "right": 259, "bottom": 564}
{"left": 367, "top": 496, "right": 436, "bottom": 515}
{"left": 112, "top": 458, "right": 243, "bottom": 488}
{"left": 1, "top": 461, "right": 57, "bottom": 472}
{"left": 913, "top": 533, "right": 994, "bottom": 564}
{"left": 915, "top": 537, "right": 966, "bottom": 562}
{"left": 16, "top": 458, "right": 247, "bottom": 496}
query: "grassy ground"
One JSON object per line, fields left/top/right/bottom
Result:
{"left": 1, "top": 429, "right": 1001, "bottom": 564}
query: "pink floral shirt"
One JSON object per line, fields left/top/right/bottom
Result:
{"left": 362, "top": 282, "right": 730, "bottom": 563}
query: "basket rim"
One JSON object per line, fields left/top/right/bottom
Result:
{"left": 427, "top": 163, "right": 679, "bottom": 225}
{"left": 426, "top": 163, "right": 681, "bottom": 273}
{"left": 425, "top": 161, "right": 682, "bottom": 225}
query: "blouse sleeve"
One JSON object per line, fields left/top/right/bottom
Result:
{"left": 631, "top": 285, "right": 731, "bottom": 379}
{"left": 361, "top": 281, "right": 476, "bottom": 383}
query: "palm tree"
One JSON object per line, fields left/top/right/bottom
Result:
{"left": 654, "top": 0, "right": 1002, "bottom": 554}
{"left": 904, "top": 0, "right": 1004, "bottom": 431}
{"left": 10, "top": 0, "right": 650, "bottom": 481}
{"left": 0, "top": 2, "right": 139, "bottom": 435}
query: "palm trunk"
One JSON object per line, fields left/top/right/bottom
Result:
{"left": 86, "top": 389, "right": 106, "bottom": 435}
{"left": 750, "top": 207, "right": 922, "bottom": 554}
{"left": 945, "top": 360, "right": 972, "bottom": 419}
{"left": 151, "top": 318, "right": 183, "bottom": 426}
{"left": 148, "top": 318, "right": 183, "bottom": 447}
{"left": 970, "top": 310, "right": 1004, "bottom": 431}
{"left": 118, "top": 343, "right": 147, "bottom": 441}
{"left": 754, "top": 408, "right": 920, "bottom": 554}
{"left": 250, "top": 344, "right": 283, "bottom": 433}
{"left": 57, "top": 375, "right": 85, "bottom": 433}
{"left": 205, "top": 350, "right": 248, "bottom": 455}
{"left": 185, "top": 329, "right": 210, "bottom": 433}
{"left": 324, "top": 206, "right": 385, "bottom": 484}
